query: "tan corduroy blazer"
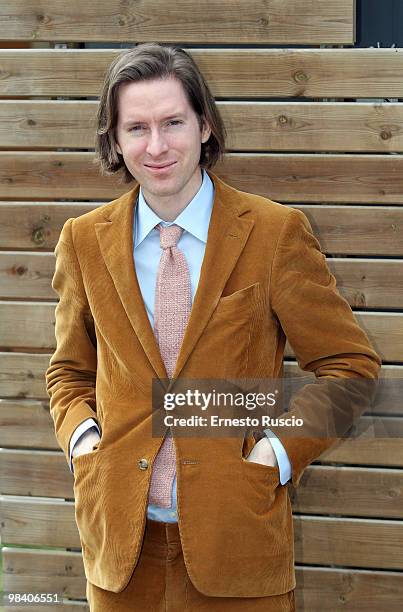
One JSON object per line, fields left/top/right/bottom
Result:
{"left": 46, "top": 170, "right": 381, "bottom": 596}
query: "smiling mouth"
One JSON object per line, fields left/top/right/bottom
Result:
{"left": 144, "top": 162, "right": 176, "bottom": 169}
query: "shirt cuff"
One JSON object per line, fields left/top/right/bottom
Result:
{"left": 263, "top": 428, "right": 292, "bottom": 485}
{"left": 69, "top": 418, "right": 101, "bottom": 474}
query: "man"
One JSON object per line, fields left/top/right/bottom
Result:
{"left": 46, "top": 43, "right": 381, "bottom": 611}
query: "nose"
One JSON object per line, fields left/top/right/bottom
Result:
{"left": 145, "top": 128, "right": 169, "bottom": 157}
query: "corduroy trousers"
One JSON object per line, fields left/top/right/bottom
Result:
{"left": 86, "top": 519, "right": 296, "bottom": 611}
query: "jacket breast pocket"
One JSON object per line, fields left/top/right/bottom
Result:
{"left": 200, "top": 282, "right": 264, "bottom": 378}
{"left": 214, "top": 282, "right": 263, "bottom": 317}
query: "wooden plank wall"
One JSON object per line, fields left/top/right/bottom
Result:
{"left": 1, "top": 1, "right": 402, "bottom": 609}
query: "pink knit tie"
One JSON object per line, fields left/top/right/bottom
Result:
{"left": 148, "top": 223, "right": 192, "bottom": 507}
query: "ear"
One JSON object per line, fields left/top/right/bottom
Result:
{"left": 116, "top": 140, "right": 122, "bottom": 155}
{"left": 201, "top": 117, "right": 212, "bottom": 143}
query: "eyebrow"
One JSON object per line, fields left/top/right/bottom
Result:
{"left": 122, "top": 113, "right": 186, "bottom": 128}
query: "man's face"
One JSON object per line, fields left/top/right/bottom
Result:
{"left": 114, "top": 76, "right": 211, "bottom": 203}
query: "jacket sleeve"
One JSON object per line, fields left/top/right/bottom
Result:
{"left": 45, "top": 217, "right": 99, "bottom": 465}
{"left": 266, "top": 207, "right": 382, "bottom": 487}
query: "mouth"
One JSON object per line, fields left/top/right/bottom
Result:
{"left": 144, "top": 161, "right": 177, "bottom": 173}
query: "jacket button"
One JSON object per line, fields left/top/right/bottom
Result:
{"left": 138, "top": 458, "right": 149, "bottom": 470}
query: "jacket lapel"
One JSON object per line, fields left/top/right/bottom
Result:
{"left": 94, "top": 171, "right": 254, "bottom": 382}
{"left": 172, "top": 171, "right": 254, "bottom": 379}
{"left": 94, "top": 185, "right": 167, "bottom": 380}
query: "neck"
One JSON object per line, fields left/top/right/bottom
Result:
{"left": 141, "top": 168, "right": 203, "bottom": 222}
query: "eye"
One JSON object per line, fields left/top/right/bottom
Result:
{"left": 167, "top": 120, "right": 183, "bottom": 126}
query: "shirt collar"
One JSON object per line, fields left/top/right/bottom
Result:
{"left": 134, "top": 168, "right": 214, "bottom": 248}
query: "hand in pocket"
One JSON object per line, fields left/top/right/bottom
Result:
{"left": 72, "top": 429, "right": 101, "bottom": 459}
{"left": 246, "top": 437, "right": 278, "bottom": 467}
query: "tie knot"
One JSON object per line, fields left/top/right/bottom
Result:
{"left": 157, "top": 223, "right": 183, "bottom": 249}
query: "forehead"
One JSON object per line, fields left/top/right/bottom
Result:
{"left": 116, "top": 77, "right": 192, "bottom": 122}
